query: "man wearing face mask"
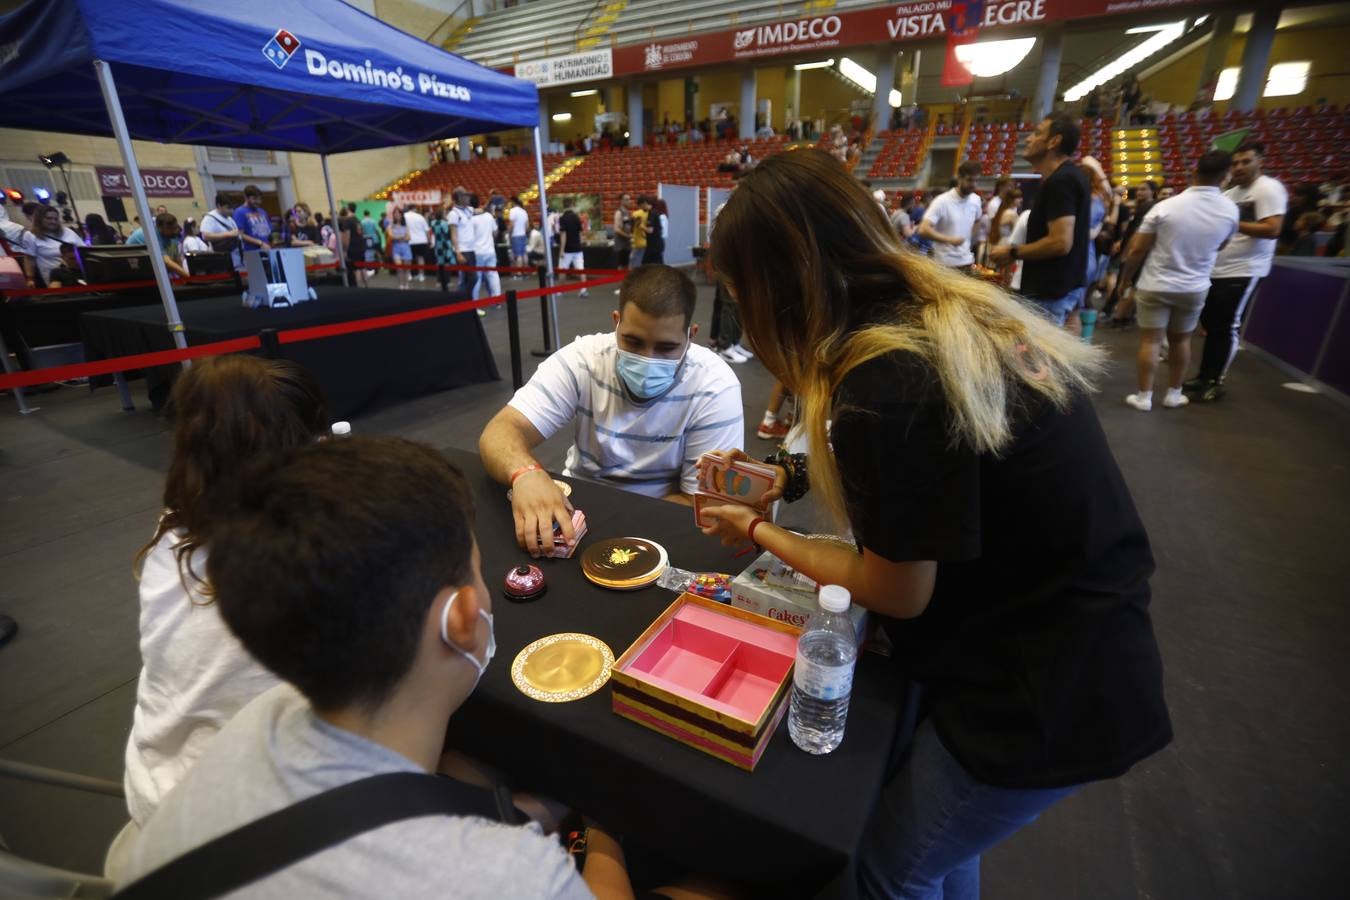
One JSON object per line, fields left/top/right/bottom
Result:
{"left": 481, "top": 265, "right": 744, "bottom": 556}
{"left": 110, "top": 437, "right": 634, "bottom": 898}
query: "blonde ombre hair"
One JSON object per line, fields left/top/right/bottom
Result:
{"left": 709, "top": 149, "right": 1105, "bottom": 526}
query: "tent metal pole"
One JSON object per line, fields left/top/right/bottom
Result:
{"left": 532, "top": 125, "right": 560, "bottom": 351}
{"left": 320, "top": 153, "right": 347, "bottom": 283}
{"left": 93, "top": 59, "right": 188, "bottom": 355}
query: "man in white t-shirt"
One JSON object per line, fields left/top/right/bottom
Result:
{"left": 470, "top": 199, "right": 500, "bottom": 301}
{"left": 199, "top": 193, "right": 244, "bottom": 269}
{"left": 508, "top": 196, "right": 530, "bottom": 269}
{"left": 109, "top": 438, "right": 632, "bottom": 899}
{"left": 1185, "top": 140, "right": 1287, "bottom": 401}
{"left": 1119, "top": 150, "right": 1238, "bottom": 412}
{"left": 403, "top": 206, "right": 431, "bottom": 282}
{"left": 446, "top": 192, "right": 477, "bottom": 290}
{"left": 480, "top": 265, "right": 744, "bottom": 556}
{"left": 918, "top": 160, "right": 983, "bottom": 269}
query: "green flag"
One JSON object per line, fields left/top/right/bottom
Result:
{"left": 1211, "top": 127, "right": 1251, "bottom": 153}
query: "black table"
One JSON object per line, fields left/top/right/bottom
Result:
{"left": 79, "top": 287, "right": 498, "bottom": 418}
{"left": 1, "top": 282, "right": 229, "bottom": 366}
{"left": 443, "top": 448, "right": 908, "bottom": 898}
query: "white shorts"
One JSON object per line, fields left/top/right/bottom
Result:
{"left": 559, "top": 251, "right": 584, "bottom": 270}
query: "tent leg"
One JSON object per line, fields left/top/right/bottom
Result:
{"left": 93, "top": 59, "right": 188, "bottom": 357}
{"left": 532, "top": 126, "right": 561, "bottom": 352}
{"left": 320, "top": 153, "right": 347, "bottom": 285}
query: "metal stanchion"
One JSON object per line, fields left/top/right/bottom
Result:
{"left": 531, "top": 264, "right": 555, "bottom": 358}
{"left": 259, "top": 328, "right": 281, "bottom": 360}
{"left": 506, "top": 289, "right": 523, "bottom": 390}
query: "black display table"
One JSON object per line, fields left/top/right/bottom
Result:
{"left": 79, "top": 287, "right": 498, "bottom": 418}
{"left": 442, "top": 447, "right": 909, "bottom": 898}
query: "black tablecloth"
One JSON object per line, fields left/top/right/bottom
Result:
{"left": 442, "top": 448, "right": 908, "bottom": 898}
{"left": 1, "top": 283, "right": 227, "bottom": 364}
{"left": 78, "top": 287, "right": 498, "bottom": 418}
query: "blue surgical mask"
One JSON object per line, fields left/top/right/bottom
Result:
{"left": 616, "top": 332, "right": 688, "bottom": 400}
{"left": 439, "top": 590, "right": 495, "bottom": 685}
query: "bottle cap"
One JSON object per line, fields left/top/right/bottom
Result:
{"left": 330, "top": 421, "right": 352, "bottom": 437}
{"left": 818, "top": 584, "right": 851, "bottom": 613}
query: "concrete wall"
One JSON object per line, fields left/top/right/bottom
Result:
{"left": 290, "top": 144, "right": 424, "bottom": 207}
{"left": 695, "top": 72, "right": 742, "bottom": 124}
{"left": 0, "top": 129, "right": 205, "bottom": 223}
{"left": 656, "top": 79, "right": 686, "bottom": 127}
{"left": 799, "top": 69, "right": 869, "bottom": 128}
{"left": 1142, "top": 25, "right": 1350, "bottom": 110}
{"left": 542, "top": 92, "right": 603, "bottom": 144}
{"left": 755, "top": 66, "right": 787, "bottom": 131}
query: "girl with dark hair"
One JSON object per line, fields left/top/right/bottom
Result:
{"left": 84, "top": 212, "right": 120, "bottom": 245}
{"left": 698, "top": 149, "right": 1170, "bottom": 898}
{"left": 120, "top": 356, "right": 329, "bottom": 836}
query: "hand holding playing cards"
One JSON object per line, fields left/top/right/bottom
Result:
{"left": 696, "top": 449, "right": 786, "bottom": 505}
{"left": 698, "top": 500, "right": 760, "bottom": 547}
{"left": 512, "top": 469, "right": 573, "bottom": 558}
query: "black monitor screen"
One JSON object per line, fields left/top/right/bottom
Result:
{"left": 185, "top": 251, "right": 232, "bottom": 277}
{"left": 80, "top": 246, "right": 152, "bottom": 285}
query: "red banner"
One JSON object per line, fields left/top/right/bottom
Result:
{"left": 610, "top": 0, "right": 1209, "bottom": 77}
{"left": 95, "top": 166, "right": 195, "bottom": 199}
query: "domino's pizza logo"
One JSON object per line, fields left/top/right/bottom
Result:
{"left": 262, "top": 29, "right": 301, "bottom": 70}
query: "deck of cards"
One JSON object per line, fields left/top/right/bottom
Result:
{"left": 546, "top": 508, "right": 588, "bottom": 559}
{"left": 694, "top": 455, "right": 778, "bottom": 529}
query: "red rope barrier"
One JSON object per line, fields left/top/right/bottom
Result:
{"left": 2, "top": 263, "right": 342, "bottom": 300}
{"left": 0, "top": 273, "right": 620, "bottom": 392}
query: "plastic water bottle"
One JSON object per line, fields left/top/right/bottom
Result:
{"left": 788, "top": 585, "right": 858, "bottom": 755}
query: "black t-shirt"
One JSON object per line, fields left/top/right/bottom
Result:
{"left": 559, "top": 210, "right": 583, "bottom": 253}
{"left": 1021, "top": 161, "right": 1090, "bottom": 301}
{"left": 832, "top": 351, "right": 1171, "bottom": 789}
{"left": 341, "top": 216, "right": 364, "bottom": 261}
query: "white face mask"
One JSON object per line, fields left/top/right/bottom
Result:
{"left": 439, "top": 590, "right": 495, "bottom": 684}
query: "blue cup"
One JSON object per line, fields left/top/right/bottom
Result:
{"left": 1079, "top": 309, "right": 1098, "bottom": 343}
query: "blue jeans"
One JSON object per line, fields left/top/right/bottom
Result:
{"left": 858, "top": 720, "right": 1078, "bottom": 899}
{"left": 1034, "top": 287, "right": 1085, "bottom": 326}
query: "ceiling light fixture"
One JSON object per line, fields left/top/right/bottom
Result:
{"left": 953, "top": 37, "right": 1037, "bottom": 78}
{"left": 838, "top": 57, "right": 877, "bottom": 93}
{"left": 570, "top": 89, "right": 598, "bottom": 97}
{"left": 551, "top": 112, "right": 572, "bottom": 122}
{"left": 1063, "top": 21, "right": 1185, "bottom": 102}
{"left": 793, "top": 59, "right": 835, "bottom": 71}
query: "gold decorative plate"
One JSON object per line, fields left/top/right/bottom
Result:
{"left": 581, "top": 537, "right": 668, "bottom": 590}
{"left": 511, "top": 633, "right": 615, "bottom": 703}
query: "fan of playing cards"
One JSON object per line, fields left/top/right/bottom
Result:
{"left": 693, "top": 454, "right": 778, "bottom": 529}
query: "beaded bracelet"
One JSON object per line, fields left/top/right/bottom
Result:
{"left": 763, "top": 449, "right": 809, "bottom": 503}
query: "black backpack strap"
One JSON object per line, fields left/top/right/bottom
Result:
{"left": 114, "top": 772, "right": 518, "bottom": 900}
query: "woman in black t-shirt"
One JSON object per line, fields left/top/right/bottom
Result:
{"left": 699, "top": 150, "right": 1171, "bottom": 898}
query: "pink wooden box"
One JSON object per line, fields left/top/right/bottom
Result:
{"left": 610, "top": 593, "right": 801, "bottom": 770}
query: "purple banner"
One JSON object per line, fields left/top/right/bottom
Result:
{"left": 95, "top": 166, "right": 195, "bottom": 198}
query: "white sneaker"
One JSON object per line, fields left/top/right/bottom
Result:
{"left": 720, "top": 347, "right": 749, "bottom": 364}
{"left": 731, "top": 343, "right": 754, "bottom": 359}
{"left": 580, "top": 288, "right": 589, "bottom": 297}
{"left": 1124, "top": 393, "right": 1152, "bottom": 412}
{"left": 1162, "top": 390, "right": 1189, "bottom": 409}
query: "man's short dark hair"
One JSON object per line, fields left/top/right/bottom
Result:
{"left": 1236, "top": 139, "right": 1265, "bottom": 157}
{"left": 1044, "top": 112, "right": 1081, "bottom": 157}
{"left": 215, "top": 193, "right": 233, "bottom": 208}
{"left": 1143, "top": 179, "right": 1159, "bottom": 194}
{"left": 563, "top": 197, "right": 575, "bottom": 209}
{"left": 1197, "top": 150, "right": 1233, "bottom": 183}
{"left": 619, "top": 264, "right": 697, "bottom": 328}
{"left": 346, "top": 201, "right": 357, "bottom": 213}
{"left": 957, "top": 160, "right": 982, "bottom": 178}
{"left": 243, "top": 184, "right": 261, "bottom": 198}
{"left": 154, "top": 212, "right": 178, "bottom": 230}
{"left": 207, "top": 437, "right": 475, "bottom": 712}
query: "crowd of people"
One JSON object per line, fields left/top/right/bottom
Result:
{"left": 89, "top": 142, "right": 1197, "bottom": 897}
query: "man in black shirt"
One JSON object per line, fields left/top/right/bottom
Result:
{"left": 990, "top": 113, "right": 1090, "bottom": 325}
{"left": 338, "top": 206, "right": 366, "bottom": 287}
{"left": 558, "top": 198, "right": 587, "bottom": 297}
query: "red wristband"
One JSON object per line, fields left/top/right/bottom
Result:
{"left": 748, "top": 517, "right": 767, "bottom": 545}
{"left": 510, "top": 464, "right": 542, "bottom": 486}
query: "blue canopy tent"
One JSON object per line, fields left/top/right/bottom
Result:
{"left": 0, "top": 0, "right": 558, "bottom": 363}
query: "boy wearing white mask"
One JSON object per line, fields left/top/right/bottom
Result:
{"left": 480, "top": 265, "right": 744, "bottom": 556}
{"left": 111, "top": 438, "right": 630, "bottom": 898}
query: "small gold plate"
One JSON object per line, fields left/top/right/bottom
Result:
{"left": 511, "top": 633, "right": 615, "bottom": 703}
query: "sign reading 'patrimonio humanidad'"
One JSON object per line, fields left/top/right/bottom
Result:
{"left": 515, "top": 49, "right": 614, "bottom": 88}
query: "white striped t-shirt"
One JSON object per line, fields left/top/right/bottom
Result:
{"left": 508, "top": 333, "right": 745, "bottom": 497}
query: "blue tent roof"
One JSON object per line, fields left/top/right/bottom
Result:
{"left": 0, "top": 0, "right": 539, "bottom": 153}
